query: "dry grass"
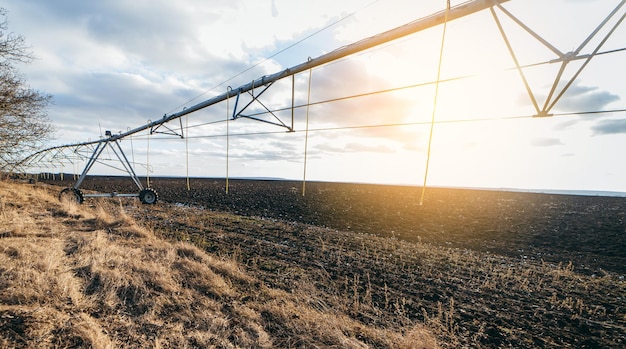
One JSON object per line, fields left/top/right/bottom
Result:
{"left": 0, "top": 180, "right": 439, "bottom": 348}
{"left": 138, "top": 192, "right": 626, "bottom": 348}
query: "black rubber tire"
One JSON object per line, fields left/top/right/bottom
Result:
{"left": 59, "top": 188, "right": 84, "bottom": 204}
{"left": 139, "top": 188, "right": 159, "bottom": 204}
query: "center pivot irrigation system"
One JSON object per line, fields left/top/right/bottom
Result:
{"left": 14, "top": 0, "right": 626, "bottom": 204}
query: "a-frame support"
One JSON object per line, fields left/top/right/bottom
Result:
{"left": 491, "top": 0, "right": 626, "bottom": 117}
{"left": 228, "top": 81, "right": 295, "bottom": 131}
{"left": 60, "top": 135, "right": 158, "bottom": 204}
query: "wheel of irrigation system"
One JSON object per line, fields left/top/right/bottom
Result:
{"left": 59, "top": 187, "right": 84, "bottom": 204}
{"left": 139, "top": 188, "right": 159, "bottom": 205}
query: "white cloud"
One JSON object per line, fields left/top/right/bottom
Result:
{"left": 552, "top": 80, "right": 620, "bottom": 113}
{"left": 592, "top": 119, "right": 626, "bottom": 136}
{"left": 531, "top": 137, "right": 563, "bottom": 147}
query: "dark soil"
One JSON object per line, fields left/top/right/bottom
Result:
{"left": 47, "top": 176, "right": 626, "bottom": 274}
{"left": 41, "top": 176, "right": 626, "bottom": 348}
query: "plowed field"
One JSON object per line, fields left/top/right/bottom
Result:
{"left": 41, "top": 176, "right": 626, "bottom": 347}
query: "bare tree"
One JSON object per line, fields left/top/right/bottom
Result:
{"left": 0, "top": 8, "right": 53, "bottom": 171}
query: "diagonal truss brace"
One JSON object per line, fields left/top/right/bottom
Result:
{"left": 151, "top": 116, "right": 184, "bottom": 138}
{"left": 491, "top": 0, "right": 626, "bottom": 117}
{"left": 73, "top": 139, "right": 144, "bottom": 191}
{"left": 230, "top": 81, "right": 295, "bottom": 131}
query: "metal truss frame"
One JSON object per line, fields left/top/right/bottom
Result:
{"left": 13, "top": 0, "right": 625, "bottom": 204}
{"left": 490, "top": 0, "right": 626, "bottom": 117}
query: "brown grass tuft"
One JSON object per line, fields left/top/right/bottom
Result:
{"left": 0, "top": 181, "right": 440, "bottom": 348}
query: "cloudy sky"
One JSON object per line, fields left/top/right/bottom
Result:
{"left": 4, "top": 0, "right": 626, "bottom": 192}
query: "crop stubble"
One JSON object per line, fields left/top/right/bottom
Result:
{"left": 44, "top": 176, "right": 626, "bottom": 347}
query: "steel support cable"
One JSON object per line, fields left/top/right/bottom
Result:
{"left": 91, "top": 157, "right": 150, "bottom": 173}
{"left": 133, "top": 108, "right": 626, "bottom": 142}
{"left": 237, "top": 75, "right": 473, "bottom": 119}
{"left": 183, "top": 119, "right": 228, "bottom": 130}
{"left": 420, "top": 0, "right": 450, "bottom": 206}
{"left": 71, "top": 104, "right": 626, "bottom": 144}
{"left": 93, "top": 158, "right": 136, "bottom": 174}
{"left": 110, "top": 140, "right": 143, "bottom": 190}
